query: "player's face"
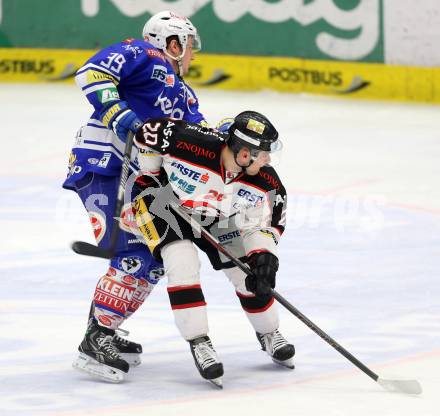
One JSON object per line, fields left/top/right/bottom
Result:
{"left": 236, "top": 147, "right": 270, "bottom": 169}
{"left": 180, "top": 36, "right": 195, "bottom": 76}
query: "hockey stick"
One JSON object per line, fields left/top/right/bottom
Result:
{"left": 71, "top": 132, "right": 135, "bottom": 259}
{"left": 169, "top": 201, "right": 422, "bottom": 395}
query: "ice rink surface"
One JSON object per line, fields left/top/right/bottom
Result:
{"left": 0, "top": 84, "right": 439, "bottom": 416}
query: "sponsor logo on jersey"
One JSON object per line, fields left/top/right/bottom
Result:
{"left": 122, "top": 275, "right": 136, "bottom": 285}
{"left": 258, "top": 170, "right": 281, "bottom": 191}
{"left": 218, "top": 230, "right": 241, "bottom": 243}
{"left": 154, "top": 91, "right": 184, "bottom": 119}
{"left": 171, "top": 161, "right": 204, "bottom": 181}
{"left": 122, "top": 43, "right": 143, "bottom": 60}
{"left": 86, "top": 70, "right": 117, "bottom": 84}
{"left": 89, "top": 211, "right": 106, "bottom": 243}
{"left": 130, "top": 280, "right": 150, "bottom": 310}
{"left": 151, "top": 65, "right": 175, "bottom": 86}
{"left": 119, "top": 256, "right": 144, "bottom": 275}
{"left": 145, "top": 48, "right": 166, "bottom": 61}
{"left": 95, "top": 276, "right": 136, "bottom": 316}
{"left": 97, "top": 315, "right": 113, "bottom": 327}
{"left": 199, "top": 172, "right": 209, "bottom": 184}
{"left": 259, "top": 229, "right": 278, "bottom": 245}
{"left": 170, "top": 172, "right": 196, "bottom": 194}
{"left": 97, "top": 152, "right": 112, "bottom": 168}
{"left": 237, "top": 188, "right": 264, "bottom": 205}
{"left": 107, "top": 267, "right": 117, "bottom": 277}
{"left": 87, "top": 158, "right": 99, "bottom": 165}
{"left": 99, "top": 88, "right": 120, "bottom": 103}
{"left": 185, "top": 124, "right": 223, "bottom": 139}
{"left": 119, "top": 203, "right": 140, "bottom": 234}
{"left": 176, "top": 140, "right": 216, "bottom": 160}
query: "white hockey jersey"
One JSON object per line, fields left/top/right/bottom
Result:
{"left": 134, "top": 118, "right": 287, "bottom": 258}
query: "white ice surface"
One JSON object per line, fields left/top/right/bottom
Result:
{"left": 0, "top": 84, "right": 439, "bottom": 415}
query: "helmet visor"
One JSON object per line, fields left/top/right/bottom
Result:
{"left": 250, "top": 139, "right": 283, "bottom": 166}
{"left": 190, "top": 34, "right": 202, "bottom": 52}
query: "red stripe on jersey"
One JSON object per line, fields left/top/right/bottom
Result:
{"left": 241, "top": 296, "right": 275, "bottom": 313}
{"left": 171, "top": 301, "right": 207, "bottom": 310}
{"left": 167, "top": 284, "right": 202, "bottom": 293}
{"left": 247, "top": 249, "right": 270, "bottom": 257}
{"left": 236, "top": 291, "right": 255, "bottom": 298}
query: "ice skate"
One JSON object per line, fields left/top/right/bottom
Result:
{"left": 72, "top": 320, "right": 129, "bottom": 383}
{"left": 113, "top": 329, "right": 143, "bottom": 367}
{"left": 257, "top": 329, "right": 295, "bottom": 369}
{"left": 189, "top": 336, "right": 224, "bottom": 388}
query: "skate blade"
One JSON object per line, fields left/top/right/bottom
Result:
{"left": 72, "top": 353, "right": 125, "bottom": 383}
{"left": 272, "top": 357, "right": 295, "bottom": 369}
{"left": 208, "top": 377, "right": 223, "bottom": 389}
{"left": 120, "top": 353, "right": 141, "bottom": 367}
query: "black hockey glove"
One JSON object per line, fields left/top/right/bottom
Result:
{"left": 245, "top": 252, "right": 279, "bottom": 297}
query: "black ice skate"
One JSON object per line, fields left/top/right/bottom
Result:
{"left": 257, "top": 329, "right": 295, "bottom": 369}
{"left": 72, "top": 319, "right": 129, "bottom": 383}
{"left": 189, "top": 336, "right": 224, "bottom": 388}
{"left": 113, "top": 328, "right": 143, "bottom": 367}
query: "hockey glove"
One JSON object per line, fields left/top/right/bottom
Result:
{"left": 246, "top": 251, "right": 279, "bottom": 297}
{"left": 100, "top": 100, "right": 142, "bottom": 142}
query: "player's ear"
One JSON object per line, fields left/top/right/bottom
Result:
{"left": 167, "top": 39, "right": 181, "bottom": 55}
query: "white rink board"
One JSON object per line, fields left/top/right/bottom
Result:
{"left": 0, "top": 85, "right": 439, "bottom": 416}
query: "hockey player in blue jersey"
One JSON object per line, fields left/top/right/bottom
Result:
{"left": 65, "top": 11, "right": 206, "bottom": 382}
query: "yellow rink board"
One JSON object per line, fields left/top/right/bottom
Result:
{"left": 1, "top": 48, "right": 439, "bottom": 104}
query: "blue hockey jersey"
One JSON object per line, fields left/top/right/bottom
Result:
{"left": 63, "top": 38, "right": 205, "bottom": 190}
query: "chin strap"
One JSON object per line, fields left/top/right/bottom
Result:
{"left": 164, "top": 50, "right": 185, "bottom": 77}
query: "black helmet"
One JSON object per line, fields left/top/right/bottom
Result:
{"left": 227, "top": 111, "right": 279, "bottom": 154}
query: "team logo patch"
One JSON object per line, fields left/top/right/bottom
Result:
{"left": 246, "top": 119, "right": 265, "bottom": 135}
{"left": 120, "top": 203, "right": 139, "bottom": 234}
{"left": 97, "top": 152, "right": 112, "bottom": 168}
{"left": 89, "top": 211, "right": 106, "bottom": 243}
{"left": 119, "top": 256, "right": 144, "bottom": 275}
{"left": 148, "top": 267, "right": 165, "bottom": 284}
{"left": 88, "top": 158, "right": 99, "bottom": 165}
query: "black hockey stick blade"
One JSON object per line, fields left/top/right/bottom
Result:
{"left": 71, "top": 241, "right": 114, "bottom": 259}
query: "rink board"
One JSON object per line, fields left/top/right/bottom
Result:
{"left": 1, "top": 47, "right": 440, "bottom": 103}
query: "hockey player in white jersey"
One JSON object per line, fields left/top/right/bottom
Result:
{"left": 133, "top": 111, "right": 295, "bottom": 387}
